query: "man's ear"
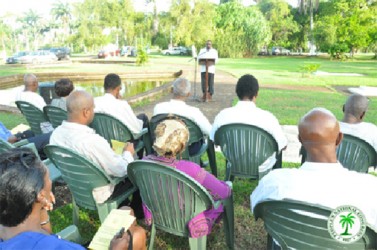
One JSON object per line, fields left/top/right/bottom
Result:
{"left": 342, "top": 104, "right": 345, "bottom": 113}
{"left": 37, "top": 190, "right": 47, "bottom": 204}
{"left": 336, "top": 132, "right": 343, "bottom": 146}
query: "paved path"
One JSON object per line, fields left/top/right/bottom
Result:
{"left": 134, "top": 65, "right": 302, "bottom": 163}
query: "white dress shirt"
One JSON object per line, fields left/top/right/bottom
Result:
{"left": 251, "top": 162, "right": 377, "bottom": 232}
{"left": 94, "top": 93, "right": 143, "bottom": 136}
{"left": 210, "top": 101, "right": 287, "bottom": 150}
{"left": 153, "top": 99, "right": 212, "bottom": 136}
{"left": 15, "top": 91, "right": 53, "bottom": 133}
{"left": 198, "top": 48, "right": 218, "bottom": 74}
{"left": 50, "top": 121, "right": 134, "bottom": 202}
{"left": 15, "top": 91, "right": 46, "bottom": 111}
{"left": 339, "top": 121, "right": 377, "bottom": 152}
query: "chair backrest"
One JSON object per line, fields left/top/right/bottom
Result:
{"left": 214, "top": 123, "right": 278, "bottom": 179}
{"left": 44, "top": 145, "right": 113, "bottom": 210}
{"left": 150, "top": 114, "right": 206, "bottom": 159}
{"left": 0, "top": 139, "right": 14, "bottom": 154}
{"left": 127, "top": 160, "right": 214, "bottom": 237}
{"left": 336, "top": 134, "right": 377, "bottom": 172}
{"left": 254, "top": 200, "right": 376, "bottom": 249}
{"left": 43, "top": 105, "right": 67, "bottom": 128}
{"left": 90, "top": 113, "right": 134, "bottom": 146}
{"left": 15, "top": 101, "right": 48, "bottom": 135}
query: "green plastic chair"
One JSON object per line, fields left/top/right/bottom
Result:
{"left": 214, "top": 123, "right": 282, "bottom": 181}
{"left": 56, "top": 225, "right": 83, "bottom": 244}
{"left": 90, "top": 112, "right": 152, "bottom": 155}
{"left": 44, "top": 145, "right": 137, "bottom": 226}
{"left": 300, "top": 134, "right": 377, "bottom": 173}
{"left": 43, "top": 105, "right": 67, "bottom": 128}
{"left": 150, "top": 114, "right": 218, "bottom": 177}
{"left": 254, "top": 200, "right": 377, "bottom": 249}
{"left": 15, "top": 101, "right": 49, "bottom": 135}
{"left": 0, "top": 138, "right": 62, "bottom": 183}
{"left": 127, "top": 160, "right": 234, "bottom": 250}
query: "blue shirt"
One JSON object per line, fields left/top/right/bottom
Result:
{"left": 0, "top": 122, "right": 12, "bottom": 141}
{"left": 0, "top": 231, "right": 84, "bottom": 250}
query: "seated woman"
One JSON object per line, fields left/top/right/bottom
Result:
{"left": 143, "top": 119, "right": 232, "bottom": 236}
{"left": 0, "top": 148, "right": 146, "bottom": 250}
{"left": 51, "top": 78, "right": 74, "bottom": 111}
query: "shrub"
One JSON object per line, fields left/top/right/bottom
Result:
{"left": 299, "top": 63, "right": 321, "bottom": 77}
{"left": 136, "top": 46, "right": 149, "bottom": 66}
{"left": 328, "top": 43, "right": 349, "bottom": 60}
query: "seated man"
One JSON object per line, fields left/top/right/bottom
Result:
{"left": 210, "top": 74, "right": 287, "bottom": 151}
{"left": 51, "top": 78, "right": 74, "bottom": 111}
{"left": 153, "top": 78, "right": 212, "bottom": 155}
{"left": 340, "top": 94, "right": 377, "bottom": 151}
{"left": 251, "top": 108, "right": 377, "bottom": 232}
{"left": 0, "top": 121, "right": 51, "bottom": 159}
{"left": 94, "top": 73, "right": 148, "bottom": 158}
{"left": 15, "top": 73, "right": 53, "bottom": 133}
{"left": 50, "top": 90, "right": 143, "bottom": 218}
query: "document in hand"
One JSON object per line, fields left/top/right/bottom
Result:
{"left": 111, "top": 140, "right": 126, "bottom": 155}
{"left": 89, "top": 209, "right": 136, "bottom": 250}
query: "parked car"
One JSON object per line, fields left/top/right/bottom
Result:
{"left": 162, "top": 46, "right": 188, "bottom": 55}
{"left": 272, "top": 46, "right": 291, "bottom": 56}
{"left": 6, "top": 51, "right": 30, "bottom": 64}
{"left": 258, "top": 47, "right": 269, "bottom": 56}
{"left": 49, "top": 47, "right": 70, "bottom": 60}
{"left": 97, "top": 48, "right": 121, "bottom": 59}
{"left": 18, "top": 50, "right": 58, "bottom": 64}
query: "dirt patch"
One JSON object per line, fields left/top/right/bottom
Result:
{"left": 263, "top": 84, "right": 333, "bottom": 92}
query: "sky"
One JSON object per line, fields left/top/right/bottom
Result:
{"left": 0, "top": 0, "right": 296, "bottom": 17}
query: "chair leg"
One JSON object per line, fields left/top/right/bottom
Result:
{"left": 222, "top": 195, "right": 234, "bottom": 249}
{"left": 148, "top": 223, "right": 156, "bottom": 250}
{"left": 72, "top": 198, "right": 80, "bottom": 227}
{"left": 207, "top": 140, "right": 217, "bottom": 177}
{"left": 225, "top": 161, "right": 231, "bottom": 181}
{"left": 189, "top": 236, "right": 207, "bottom": 250}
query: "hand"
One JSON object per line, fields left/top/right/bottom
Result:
{"left": 109, "top": 228, "right": 131, "bottom": 250}
{"left": 44, "top": 192, "right": 55, "bottom": 211}
{"left": 123, "top": 142, "right": 135, "bottom": 156}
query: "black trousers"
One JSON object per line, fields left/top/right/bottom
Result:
{"left": 201, "top": 72, "right": 215, "bottom": 95}
{"left": 131, "top": 114, "right": 149, "bottom": 159}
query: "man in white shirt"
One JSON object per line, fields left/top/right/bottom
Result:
{"left": 198, "top": 40, "right": 218, "bottom": 101}
{"left": 210, "top": 74, "right": 287, "bottom": 151}
{"left": 251, "top": 108, "right": 377, "bottom": 232}
{"left": 50, "top": 90, "right": 143, "bottom": 217}
{"left": 339, "top": 94, "right": 377, "bottom": 151}
{"left": 153, "top": 77, "right": 212, "bottom": 155}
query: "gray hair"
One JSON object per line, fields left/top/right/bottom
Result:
{"left": 344, "top": 94, "right": 368, "bottom": 118}
{"left": 23, "top": 74, "right": 37, "bottom": 86}
{"left": 173, "top": 78, "right": 191, "bottom": 97}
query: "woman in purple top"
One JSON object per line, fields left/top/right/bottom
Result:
{"left": 143, "top": 119, "right": 231, "bottom": 237}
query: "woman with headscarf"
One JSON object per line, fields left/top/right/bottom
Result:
{"left": 143, "top": 119, "right": 232, "bottom": 237}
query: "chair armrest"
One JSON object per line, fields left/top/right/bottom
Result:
{"left": 259, "top": 153, "right": 277, "bottom": 180}
{"left": 109, "top": 175, "right": 128, "bottom": 186}
{"left": 56, "top": 225, "right": 82, "bottom": 244}
{"left": 135, "top": 128, "right": 148, "bottom": 139}
{"left": 13, "top": 139, "right": 29, "bottom": 147}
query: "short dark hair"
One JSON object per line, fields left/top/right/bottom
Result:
{"left": 55, "top": 78, "right": 74, "bottom": 97}
{"left": 104, "top": 73, "right": 121, "bottom": 91}
{"left": 236, "top": 74, "right": 259, "bottom": 100}
{"left": 0, "top": 148, "right": 46, "bottom": 227}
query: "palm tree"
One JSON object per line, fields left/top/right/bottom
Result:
{"left": 51, "top": 1, "right": 71, "bottom": 43}
{"left": 298, "top": 0, "right": 319, "bottom": 55}
{"left": 339, "top": 212, "right": 355, "bottom": 236}
{"left": 19, "top": 9, "right": 41, "bottom": 50}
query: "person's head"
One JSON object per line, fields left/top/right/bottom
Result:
{"left": 236, "top": 74, "right": 259, "bottom": 101}
{"left": 66, "top": 90, "right": 95, "bottom": 125}
{"left": 298, "top": 108, "right": 343, "bottom": 163}
{"left": 54, "top": 78, "right": 74, "bottom": 98}
{"left": 206, "top": 40, "right": 212, "bottom": 50}
{"left": 172, "top": 78, "right": 190, "bottom": 99}
{"left": 0, "top": 148, "right": 51, "bottom": 227}
{"left": 153, "top": 119, "right": 189, "bottom": 158}
{"left": 23, "top": 73, "right": 39, "bottom": 92}
{"left": 104, "top": 73, "right": 122, "bottom": 97}
{"left": 342, "top": 94, "right": 369, "bottom": 123}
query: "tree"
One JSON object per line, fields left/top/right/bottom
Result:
{"left": 340, "top": 213, "right": 355, "bottom": 236}
{"left": 258, "top": 0, "right": 299, "bottom": 48}
{"left": 19, "top": 9, "right": 42, "bottom": 50}
{"left": 297, "top": 0, "right": 319, "bottom": 54}
{"left": 51, "top": 1, "right": 72, "bottom": 43}
{"left": 215, "top": 1, "right": 271, "bottom": 57}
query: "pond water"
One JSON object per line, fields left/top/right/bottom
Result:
{"left": 0, "top": 79, "right": 172, "bottom": 106}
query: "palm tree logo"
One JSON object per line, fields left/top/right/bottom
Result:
{"left": 339, "top": 212, "right": 355, "bottom": 236}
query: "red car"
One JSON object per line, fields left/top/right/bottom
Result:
{"left": 98, "top": 49, "right": 121, "bottom": 59}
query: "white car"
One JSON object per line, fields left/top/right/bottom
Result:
{"left": 162, "top": 46, "right": 188, "bottom": 55}
{"left": 18, "top": 50, "right": 58, "bottom": 64}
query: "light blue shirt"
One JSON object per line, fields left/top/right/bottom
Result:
{"left": 0, "top": 122, "right": 12, "bottom": 141}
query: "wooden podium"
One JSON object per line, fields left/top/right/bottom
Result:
{"left": 199, "top": 58, "right": 216, "bottom": 102}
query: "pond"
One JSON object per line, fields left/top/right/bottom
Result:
{"left": 0, "top": 79, "right": 172, "bottom": 106}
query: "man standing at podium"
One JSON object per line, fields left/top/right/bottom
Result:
{"left": 198, "top": 40, "right": 218, "bottom": 101}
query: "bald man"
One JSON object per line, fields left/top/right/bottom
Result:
{"left": 15, "top": 74, "right": 46, "bottom": 111}
{"left": 251, "top": 108, "right": 377, "bottom": 232}
{"left": 340, "top": 94, "right": 377, "bottom": 151}
{"left": 50, "top": 90, "right": 139, "bottom": 206}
